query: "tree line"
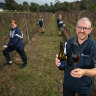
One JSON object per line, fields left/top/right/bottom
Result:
{"left": 4, "top": 0, "right": 96, "bottom": 12}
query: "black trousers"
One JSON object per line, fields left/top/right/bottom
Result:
{"left": 63, "top": 86, "right": 89, "bottom": 96}
{"left": 2, "top": 46, "right": 27, "bottom": 64}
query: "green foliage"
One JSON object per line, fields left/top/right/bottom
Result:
{"left": 40, "top": 3, "right": 50, "bottom": 12}
{"left": 30, "top": 2, "right": 40, "bottom": 12}
{"left": 62, "top": 2, "right": 70, "bottom": 11}
{"left": 17, "top": 4, "right": 23, "bottom": 11}
{"left": 49, "top": 2, "right": 55, "bottom": 13}
{"left": 91, "top": 4, "right": 96, "bottom": 11}
{"left": 4, "top": 0, "right": 96, "bottom": 12}
{"left": 23, "top": 2, "right": 30, "bottom": 11}
{"left": 5, "top": 0, "right": 18, "bottom": 10}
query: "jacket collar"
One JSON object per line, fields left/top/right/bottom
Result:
{"left": 11, "top": 26, "right": 17, "bottom": 30}
{"left": 71, "top": 36, "right": 79, "bottom": 47}
{"left": 71, "top": 35, "right": 91, "bottom": 47}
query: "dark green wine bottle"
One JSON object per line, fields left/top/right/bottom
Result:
{"left": 58, "top": 42, "right": 66, "bottom": 70}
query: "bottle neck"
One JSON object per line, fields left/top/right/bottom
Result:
{"left": 60, "top": 47, "right": 64, "bottom": 51}
{"left": 60, "top": 43, "right": 64, "bottom": 51}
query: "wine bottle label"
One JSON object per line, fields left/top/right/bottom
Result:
{"left": 59, "top": 61, "right": 66, "bottom": 69}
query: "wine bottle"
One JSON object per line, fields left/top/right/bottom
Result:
{"left": 58, "top": 42, "right": 66, "bottom": 70}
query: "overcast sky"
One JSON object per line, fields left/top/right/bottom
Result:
{"left": 0, "top": 0, "right": 77, "bottom": 5}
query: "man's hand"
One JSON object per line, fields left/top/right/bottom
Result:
{"left": 70, "top": 68, "right": 85, "bottom": 78}
{"left": 55, "top": 54, "right": 60, "bottom": 67}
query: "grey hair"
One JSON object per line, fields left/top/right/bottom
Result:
{"left": 77, "top": 17, "right": 92, "bottom": 27}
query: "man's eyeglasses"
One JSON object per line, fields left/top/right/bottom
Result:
{"left": 76, "top": 26, "right": 91, "bottom": 31}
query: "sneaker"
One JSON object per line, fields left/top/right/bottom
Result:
{"left": 42, "top": 32, "right": 45, "bottom": 34}
{"left": 8, "top": 61, "right": 12, "bottom": 65}
{"left": 21, "top": 64, "right": 27, "bottom": 68}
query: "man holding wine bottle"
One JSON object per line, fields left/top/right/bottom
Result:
{"left": 55, "top": 17, "right": 96, "bottom": 96}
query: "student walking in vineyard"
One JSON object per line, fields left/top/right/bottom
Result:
{"left": 2, "top": 20, "right": 27, "bottom": 68}
{"left": 38, "top": 15, "right": 45, "bottom": 34}
{"left": 55, "top": 17, "right": 96, "bottom": 96}
{"left": 57, "top": 14, "right": 65, "bottom": 36}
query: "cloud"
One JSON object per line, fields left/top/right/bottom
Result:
{"left": 0, "top": 0, "right": 5, "bottom": 2}
{"left": 16, "top": 0, "right": 75, "bottom": 5}
{"left": 0, "top": 0, "right": 75, "bottom": 5}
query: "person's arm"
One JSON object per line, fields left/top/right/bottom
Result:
{"left": 42, "top": 18, "right": 44, "bottom": 25}
{"left": 84, "top": 68, "right": 96, "bottom": 77}
{"left": 71, "top": 68, "right": 96, "bottom": 78}
{"left": 38, "top": 19, "right": 40, "bottom": 24}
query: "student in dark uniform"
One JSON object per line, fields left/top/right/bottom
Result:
{"left": 38, "top": 15, "right": 44, "bottom": 33}
{"left": 2, "top": 20, "right": 27, "bottom": 68}
{"left": 55, "top": 17, "right": 96, "bottom": 96}
{"left": 57, "top": 14, "right": 65, "bottom": 36}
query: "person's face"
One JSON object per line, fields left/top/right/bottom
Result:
{"left": 59, "top": 15, "right": 62, "bottom": 19}
{"left": 39, "top": 16, "right": 41, "bottom": 18}
{"left": 76, "top": 21, "right": 93, "bottom": 41}
{"left": 11, "top": 23, "right": 17, "bottom": 29}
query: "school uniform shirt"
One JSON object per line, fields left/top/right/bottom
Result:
{"left": 39, "top": 18, "right": 44, "bottom": 27}
{"left": 57, "top": 17, "right": 60, "bottom": 24}
{"left": 63, "top": 36, "right": 96, "bottom": 94}
{"left": 57, "top": 17, "right": 64, "bottom": 28}
{"left": 8, "top": 27, "right": 24, "bottom": 50}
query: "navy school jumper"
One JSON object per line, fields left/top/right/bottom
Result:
{"left": 3, "top": 27, "right": 27, "bottom": 64}
{"left": 39, "top": 18, "right": 44, "bottom": 27}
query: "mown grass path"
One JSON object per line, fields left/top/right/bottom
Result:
{"left": 15, "top": 14, "right": 64, "bottom": 96}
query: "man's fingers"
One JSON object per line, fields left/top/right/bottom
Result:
{"left": 55, "top": 54, "right": 60, "bottom": 67}
{"left": 70, "top": 72, "right": 78, "bottom": 78}
{"left": 71, "top": 70, "right": 78, "bottom": 77}
{"left": 56, "top": 61, "right": 61, "bottom": 66}
{"left": 56, "top": 54, "right": 58, "bottom": 58}
{"left": 70, "top": 68, "right": 82, "bottom": 78}
{"left": 55, "top": 58, "right": 60, "bottom": 66}
{"left": 55, "top": 57, "right": 60, "bottom": 62}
